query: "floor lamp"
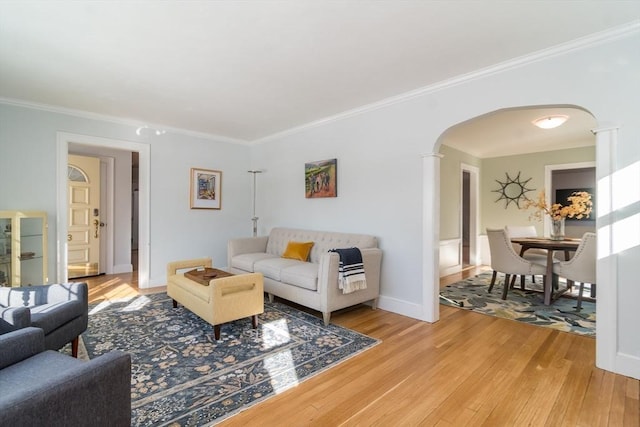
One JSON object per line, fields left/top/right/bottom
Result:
{"left": 248, "top": 170, "right": 262, "bottom": 237}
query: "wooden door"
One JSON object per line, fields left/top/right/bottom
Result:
{"left": 67, "top": 154, "right": 101, "bottom": 279}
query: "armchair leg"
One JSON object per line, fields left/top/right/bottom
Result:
{"left": 72, "top": 336, "right": 79, "bottom": 358}
{"left": 214, "top": 324, "right": 221, "bottom": 340}
{"left": 576, "top": 282, "right": 585, "bottom": 311}
{"left": 488, "top": 270, "right": 497, "bottom": 293}
{"left": 502, "top": 274, "right": 510, "bottom": 300}
{"left": 252, "top": 315, "right": 258, "bottom": 329}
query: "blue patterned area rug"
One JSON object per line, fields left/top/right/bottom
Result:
{"left": 81, "top": 293, "right": 379, "bottom": 426}
{"left": 440, "top": 272, "right": 595, "bottom": 337}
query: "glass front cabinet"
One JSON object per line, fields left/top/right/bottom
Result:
{"left": 0, "top": 211, "right": 48, "bottom": 287}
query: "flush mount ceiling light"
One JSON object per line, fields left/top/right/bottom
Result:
{"left": 136, "top": 125, "right": 166, "bottom": 136}
{"left": 532, "top": 115, "right": 569, "bottom": 129}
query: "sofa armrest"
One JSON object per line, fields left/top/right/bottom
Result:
{"left": 0, "top": 350, "right": 132, "bottom": 427}
{"left": 0, "top": 327, "right": 45, "bottom": 370}
{"left": 317, "top": 247, "right": 382, "bottom": 289}
{"left": 167, "top": 257, "right": 213, "bottom": 278}
{"left": 0, "top": 306, "right": 31, "bottom": 333}
{"left": 227, "top": 236, "right": 269, "bottom": 266}
{"left": 361, "top": 248, "right": 383, "bottom": 290}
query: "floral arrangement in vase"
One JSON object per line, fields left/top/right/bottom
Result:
{"left": 523, "top": 191, "right": 593, "bottom": 240}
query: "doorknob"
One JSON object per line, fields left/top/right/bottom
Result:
{"left": 93, "top": 219, "right": 99, "bottom": 238}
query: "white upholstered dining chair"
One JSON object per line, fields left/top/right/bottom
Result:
{"left": 486, "top": 228, "right": 547, "bottom": 300}
{"left": 504, "top": 225, "right": 550, "bottom": 289}
{"left": 552, "top": 232, "right": 596, "bottom": 310}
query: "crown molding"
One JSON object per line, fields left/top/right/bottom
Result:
{"left": 0, "top": 97, "right": 250, "bottom": 146}
{"left": 252, "top": 21, "right": 640, "bottom": 145}
{"left": 1, "top": 21, "right": 637, "bottom": 146}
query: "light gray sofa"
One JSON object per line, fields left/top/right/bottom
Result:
{"left": 0, "top": 327, "right": 131, "bottom": 427}
{"left": 227, "top": 227, "right": 382, "bottom": 324}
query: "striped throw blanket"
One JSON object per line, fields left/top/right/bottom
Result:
{"left": 330, "top": 247, "right": 367, "bottom": 294}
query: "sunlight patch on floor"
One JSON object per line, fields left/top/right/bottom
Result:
{"left": 263, "top": 350, "right": 299, "bottom": 394}
{"left": 261, "top": 319, "right": 292, "bottom": 350}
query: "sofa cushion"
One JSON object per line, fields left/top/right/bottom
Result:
{"left": 231, "top": 253, "right": 279, "bottom": 272}
{"left": 282, "top": 241, "right": 314, "bottom": 261}
{"left": 0, "top": 350, "right": 83, "bottom": 400}
{"left": 254, "top": 258, "right": 305, "bottom": 281}
{"left": 280, "top": 263, "right": 319, "bottom": 291}
{"left": 29, "top": 300, "right": 84, "bottom": 334}
{"left": 266, "top": 228, "right": 378, "bottom": 263}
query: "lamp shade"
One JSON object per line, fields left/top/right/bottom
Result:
{"left": 532, "top": 115, "right": 569, "bottom": 129}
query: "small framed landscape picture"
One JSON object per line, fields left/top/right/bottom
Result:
{"left": 305, "top": 158, "right": 337, "bottom": 198}
{"left": 190, "top": 168, "right": 222, "bottom": 209}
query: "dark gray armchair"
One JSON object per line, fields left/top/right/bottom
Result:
{"left": 0, "top": 327, "right": 131, "bottom": 426}
{"left": 0, "top": 282, "right": 88, "bottom": 357}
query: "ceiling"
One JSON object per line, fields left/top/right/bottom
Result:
{"left": 0, "top": 1, "right": 638, "bottom": 153}
{"left": 442, "top": 106, "right": 598, "bottom": 158}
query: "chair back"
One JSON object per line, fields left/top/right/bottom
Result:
{"left": 556, "top": 232, "right": 596, "bottom": 284}
{"left": 486, "top": 228, "right": 539, "bottom": 275}
{"left": 504, "top": 225, "right": 537, "bottom": 238}
{"left": 505, "top": 225, "right": 541, "bottom": 255}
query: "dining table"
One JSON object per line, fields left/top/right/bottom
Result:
{"left": 510, "top": 237, "right": 581, "bottom": 305}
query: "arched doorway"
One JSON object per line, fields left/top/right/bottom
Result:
{"left": 423, "top": 105, "right": 597, "bottom": 323}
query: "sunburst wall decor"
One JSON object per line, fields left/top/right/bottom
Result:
{"left": 493, "top": 171, "right": 534, "bottom": 208}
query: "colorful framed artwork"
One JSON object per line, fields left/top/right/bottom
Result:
{"left": 555, "top": 187, "right": 595, "bottom": 221}
{"left": 190, "top": 168, "right": 222, "bottom": 209}
{"left": 305, "top": 158, "right": 337, "bottom": 198}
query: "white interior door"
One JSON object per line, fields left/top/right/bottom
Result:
{"left": 67, "top": 154, "right": 101, "bottom": 278}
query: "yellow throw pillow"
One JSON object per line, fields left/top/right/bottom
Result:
{"left": 282, "top": 241, "right": 314, "bottom": 261}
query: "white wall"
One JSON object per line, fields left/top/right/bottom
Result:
{"left": 0, "top": 103, "right": 252, "bottom": 286}
{"left": 481, "top": 147, "right": 596, "bottom": 235}
{"left": 253, "top": 30, "right": 640, "bottom": 378}
{"left": 251, "top": 104, "right": 427, "bottom": 305}
{"left": 0, "top": 28, "right": 637, "bottom": 379}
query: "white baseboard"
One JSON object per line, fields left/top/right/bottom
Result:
{"left": 377, "top": 294, "right": 424, "bottom": 321}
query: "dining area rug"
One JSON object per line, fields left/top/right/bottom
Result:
{"left": 77, "top": 293, "right": 379, "bottom": 426}
{"left": 439, "top": 272, "right": 595, "bottom": 337}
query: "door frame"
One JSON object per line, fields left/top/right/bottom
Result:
{"left": 544, "top": 161, "right": 596, "bottom": 236}
{"left": 56, "top": 132, "right": 150, "bottom": 288}
{"left": 99, "top": 156, "right": 115, "bottom": 274}
{"left": 460, "top": 163, "right": 480, "bottom": 267}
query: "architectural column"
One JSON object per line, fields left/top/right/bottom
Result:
{"left": 592, "top": 124, "right": 619, "bottom": 374}
{"left": 422, "top": 152, "right": 444, "bottom": 323}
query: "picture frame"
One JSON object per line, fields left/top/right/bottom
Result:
{"left": 305, "top": 158, "right": 337, "bottom": 198}
{"left": 555, "top": 187, "right": 595, "bottom": 221}
{"left": 190, "top": 168, "right": 222, "bottom": 209}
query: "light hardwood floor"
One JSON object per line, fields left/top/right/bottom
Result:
{"left": 84, "top": 268, "right": 639, "bottom": 426}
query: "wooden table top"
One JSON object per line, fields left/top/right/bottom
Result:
{"left": 184, "top": 267, "right": 233, "bottom": 285}
{"left": 510, "top": 237, "right": 581, "bottom": 250}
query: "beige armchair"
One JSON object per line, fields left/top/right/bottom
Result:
{"left": 486, "top": 228, "right": 546, "bottom": 300}
{"left": 504, "top": 225, "right": 552, "bottom": 289}
{"left": 553, "top": 232, "right": 596, "bottom": 310}
{"left": 167, "top": 258, "right": 264, "bottom": 339}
